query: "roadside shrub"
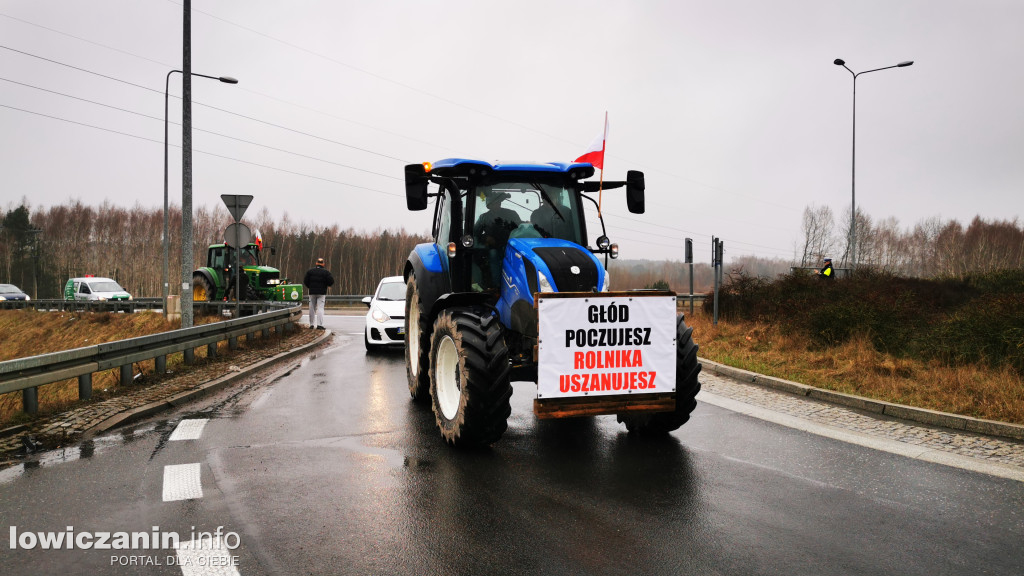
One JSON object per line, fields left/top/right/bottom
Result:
{"left": 712, "top": 268, "right": 1024, "bottom": 374}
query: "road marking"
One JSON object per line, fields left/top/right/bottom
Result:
{"left": 163, "top": 463, "right": 203, "bottom": 501}
{"left": 699, "top": 391, "right": 1024, "bottom": 483}
{"left": 176, "top": 536, "right": 241, "bottom": 576}
{"left": 169, "top": 419, "right": 209, "bottom": 441}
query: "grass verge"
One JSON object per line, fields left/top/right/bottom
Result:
{"left": 687, "top": 313, "right": 1024, "bottom": 426}
{"left": 0, "top": 309, "right": 292, "bottom": 427}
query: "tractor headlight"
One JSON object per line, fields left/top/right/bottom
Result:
{"left": 602, "top": 270, "right": 610, "bottom": 292}
{"left": 266, "top": 279, "right": 281, "bottom": 285}
{"left": 538, "top": 271, "right": 554, "bottom": 293}
{"left": 372, "top": 307, "right": 390, "bottom": 323}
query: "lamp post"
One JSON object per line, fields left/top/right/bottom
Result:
{"left": 163, "top": 70, "right": 237, "bottom": 315}
{"left": 833, "top": 58, "right": 913, "bottom": 272}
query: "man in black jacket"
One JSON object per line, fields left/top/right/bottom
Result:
{"left": 304, "top": 257, "right": 334, "bottom": 329}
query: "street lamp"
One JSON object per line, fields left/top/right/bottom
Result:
{"left": 163, "top": 70, "right": 237, "bottom": 314}
{"left": 834, "top": 58, "right": 913, "bottom": 272}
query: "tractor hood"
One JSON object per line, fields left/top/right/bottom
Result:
{"left": 506, "top": 237, "right": 607, "bottom": 296}
{"left": 243, "top": 266, "right": 279, "bottom": 274}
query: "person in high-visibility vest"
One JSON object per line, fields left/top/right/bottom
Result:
{"left": 816, "top": 257, "right": 834, "bottom": 279}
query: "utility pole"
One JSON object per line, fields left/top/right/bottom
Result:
{"left": 181, "top": 0, "right": 194, "bottom": 327}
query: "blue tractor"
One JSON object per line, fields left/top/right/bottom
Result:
{"left": 403, "top": 159, "right": 701, "bottom": 447}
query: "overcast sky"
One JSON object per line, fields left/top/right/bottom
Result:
{"left": 2, "top": 0, "right": 1022, "bottom": 264}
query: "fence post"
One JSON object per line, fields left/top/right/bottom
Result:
{"left": 184, "top": 348, "right": 195, "bottom": 365}
{"left": 155, "top": 355, "right": 166, "bottom": 375}
{"left": 207, "top": 343, "right": 217, "bottom": 358}
{"left": 78, "top": 373, "right": 92, "bottom": 400}
{"left": 120, "top": 364, "right": 133, "bottom": 386}
{"left": 23, "top": 387, "right": 38, "bottom": 414}
{"left": 229, "top": 336, "right": 238, "bottom": 350}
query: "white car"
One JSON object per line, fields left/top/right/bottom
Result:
{"left": 363, "top": 276, "right": 407, "bottom": 351}
{"left": 64, "top": 277, "right": 132, "bottom": 301}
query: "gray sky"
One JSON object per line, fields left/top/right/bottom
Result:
{"left": 2, "top": 0, "right": 1022, "bottom": 263}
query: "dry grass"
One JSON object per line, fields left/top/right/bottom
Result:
{"left": 686, "top": 313, "right": 1024, "bottom": 425}
{"left": 0, "top": 310, "right": 223, "bottom": 426}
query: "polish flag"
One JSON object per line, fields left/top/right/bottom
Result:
{"left": 574, "top": 114, "right": 609, "bottom": 170}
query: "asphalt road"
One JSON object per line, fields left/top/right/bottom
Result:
{"left": 1, "top": 315, "right": 1022, "bottom": 575}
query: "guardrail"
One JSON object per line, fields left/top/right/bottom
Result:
{"left": 0, "top": 305, "right": 301, "bottom": 414}
{"left": 3, "top": 294, "right": 707, "bottom": 311}
{"left": 0, "top": 298, "right": 295, "bottom": 315}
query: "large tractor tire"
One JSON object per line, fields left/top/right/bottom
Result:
{"left": 192, "top": 273, "right": 215, "bottom": 302}
{"left": 404, "top": 275, "right": 431, "bottom": 403}
{"left": 617, "top": 315, "right": 702, "bottom": 435}
{"left": 428, "top": 308, "right": 513, "bottom": 448}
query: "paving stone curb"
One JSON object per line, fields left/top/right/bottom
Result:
{"left": 700, "top": 358, "right": 1024, "bottom": 442}
{"left": 80, "top": 329, "right": 333, "bottom": 439}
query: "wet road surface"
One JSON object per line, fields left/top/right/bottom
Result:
{"left": 2, "top": 315, "right": 1023, "bottom": 575}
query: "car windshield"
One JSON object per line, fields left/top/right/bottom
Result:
{"left": 0, "top": 285, "right": 20, "bottom": 294}
{"left": 376, "top": 281, "right": 406, "bottom": 301}
{"left": 90, "top": 281, "right": 125, "bottom": 292}
{"left": 470, "top": 181, "right": 582, "bottom": 245}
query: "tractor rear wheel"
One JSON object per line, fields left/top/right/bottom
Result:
{"left": 192, "top": 273, "right": 215, "bottom": 302}
{"left": 617, "top": 315, "right": 702, "bottom": 435}
{"left": 404, "top": 275, "right": 431, "bottom": 403}
{"left": 429, "top": 308, "right": 512, "bottom": 448}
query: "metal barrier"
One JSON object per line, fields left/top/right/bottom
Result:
{"left": 0, "top": 305, "right": 301, "bottom": 414}
{"left": 0, "top": 298, "right": 294, "bottom": 315}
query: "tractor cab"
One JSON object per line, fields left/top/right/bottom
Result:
{"left": 405, "top": 159, "right": 643, "bottom": 297}
{"left": 207, "top": 243, "right": 261, "bottom": 272}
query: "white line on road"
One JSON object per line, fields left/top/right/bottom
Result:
{"left": 699, "top": 391, "right": 1024, "bottom": 483}
{"left": 163, "top": 463, "right": 204, "bottom": 501}
{"left": 169, "top": 419, "right": 209, "bottom": 441}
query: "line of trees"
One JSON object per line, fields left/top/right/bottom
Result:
{"left": 2, "top": 200, "right": 1021, "bottom": 300}
{"left": 799, "top": 205, "right": 1024, "bottom": 278}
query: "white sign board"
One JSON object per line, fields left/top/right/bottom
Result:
{"left": 537, "top": 295, "right": 677, "bottom": 399}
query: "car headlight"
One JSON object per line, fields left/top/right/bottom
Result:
{"left": 97, "top": 297, "right": 107, "bottom": 301}
{"left": 25, "top": 295, "right": 30, "bottom": 301}
{"left": 128, "top": 295, "right": 133, "bottom": 301}
{"left": 372, "top": 307, "right": 390, "bottom": 323}
{"left": 602, "top": 270, "right": 610, "bottom": 292}
{"left": 0, "top": 296, "right": 6, "bottom": 301}
{"left": 538, "top": 271, "right": 554, "bottom": 293}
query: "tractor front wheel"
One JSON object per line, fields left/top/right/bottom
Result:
{"left": 617, "top": 315, "right": 702, "bottom": 435}
{"left": 429, "top": 308, "right": 512, "bottom": 448}
{"left": 192, "top": 273, "right": 215, "bottom": 302}
{"left": 405, "top": 275, "right": 431, "bottom": 403}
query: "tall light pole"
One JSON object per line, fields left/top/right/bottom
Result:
{"left": 163, "top": 70, "right": 236, "bottom": 315}
{"left": 834, "top": 58, "right": 913, "bottom": 272}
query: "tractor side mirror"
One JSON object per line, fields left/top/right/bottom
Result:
{"left": 405, "top": 164, "right": 429, "bottom": 211}
{"left": 270, "top": 246, "right": 277, "bottom": 256}
{"left": 626, "top": 170, "right": 645, "bottom": 214}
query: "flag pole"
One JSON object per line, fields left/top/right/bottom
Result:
{"left": 597, "top": 111, "right": 607, "bottom": 218}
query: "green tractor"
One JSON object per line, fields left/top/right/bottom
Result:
{"left": 192, "top": 240, "right": 303, "bottom": 303}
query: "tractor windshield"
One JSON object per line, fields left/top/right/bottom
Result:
{"left": 470, "top": 181, "right": 582, "bottom": 246}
